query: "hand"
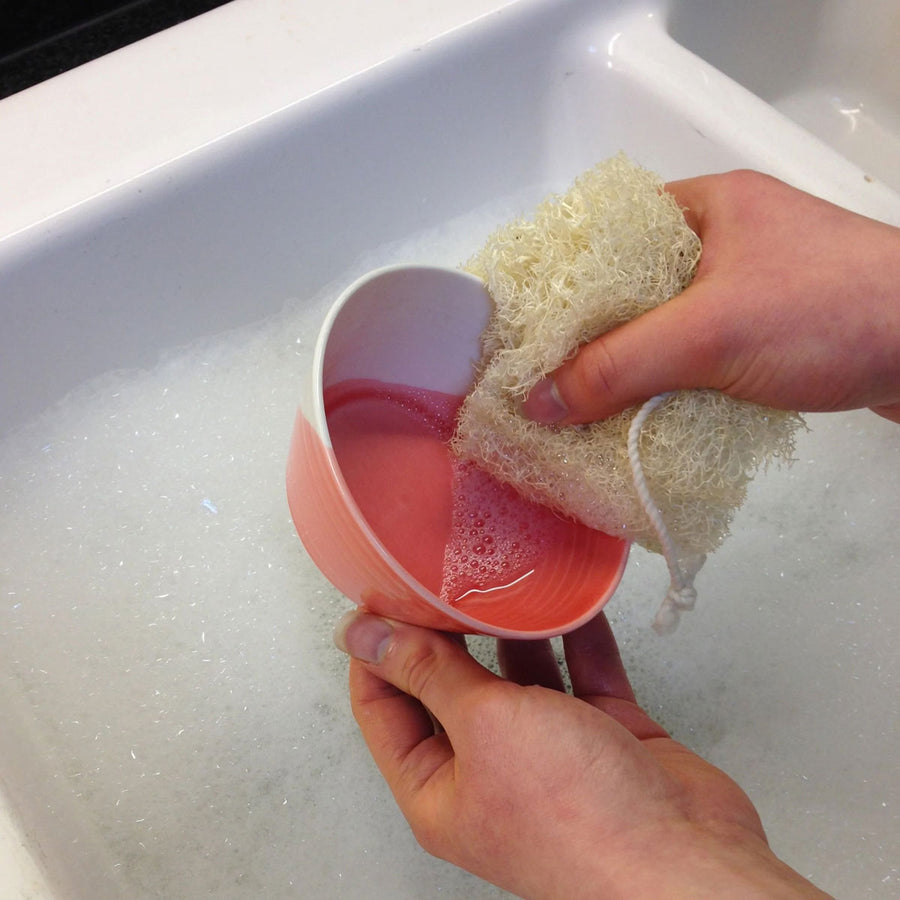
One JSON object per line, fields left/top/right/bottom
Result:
{"left": 334, "top": 610, "right": 830, "bottom": 899}
{"left": 522, "top": 170, "right": 900, "bottom": 425}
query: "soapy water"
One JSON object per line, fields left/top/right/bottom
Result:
{"left": 324, "top": 377, "right": 621, "bottom": 614}
{"left": 0, "top": 200, "right": 534, "bottom": 899}
{"left": 442, "top": 460, "right": 547, "bottom": 604}
{"left": 0, "top": 190, "right": 897, "bottom": 897}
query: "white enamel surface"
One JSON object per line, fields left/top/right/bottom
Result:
{"left": 0, "top": 0, "right": 520, "bottom": 245}
{"left": 317, "top": 266, "right": 493, "bottom": 419}
{"left": 0, "top": 1, "right": 898, "bottom": 897}
{"left": 668, "top": 0, "right": 900, "bottom": 191}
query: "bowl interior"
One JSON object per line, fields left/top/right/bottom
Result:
{"left": 299, "top": 265, "right": 630, "bottom": 636}
{"left": 321, "top": 266, "right": 492, "bottom": 399}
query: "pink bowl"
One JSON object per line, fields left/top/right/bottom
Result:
{"left": 286, "top": 264, "right": 629, "bottom": 638}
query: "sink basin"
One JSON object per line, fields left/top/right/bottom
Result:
{"left": 668, "top": 0, "right": 900, "bottom": 191}
{"left": 0, "top": 1, "right": 897, "bottom": 897}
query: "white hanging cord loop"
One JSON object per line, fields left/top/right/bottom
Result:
{"left": 627, "top": 393, "right": 705, "bottom": 634}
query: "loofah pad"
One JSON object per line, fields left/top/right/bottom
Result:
{"left": 453, "top": 154, "right": 803, "bottom": 629}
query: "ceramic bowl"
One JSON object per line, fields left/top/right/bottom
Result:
{"left": 286, "top": 264, "right": 629, "bottom": 637}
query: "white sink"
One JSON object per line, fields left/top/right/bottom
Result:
{"left": 668, "top": 0, "right": 900, "bottom": 192}
{"left": 1, "top": 1, "right": 897, "bottom": 897}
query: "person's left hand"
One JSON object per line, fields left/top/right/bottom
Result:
{"left": 334, "top": 610, "right": 828, "bottom": 899}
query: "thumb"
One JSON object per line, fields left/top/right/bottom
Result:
{"left": 521, "top": 284, "right": 724, "bottom": 423}
{"left": 334, "top": 611, "right": 500, "bottom": 816}
{"left": 334, "top": 612, "right": 499, "bottom": 787}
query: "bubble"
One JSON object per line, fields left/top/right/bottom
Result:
{"left": 439, "top": 456, "right": 570, "bottom": 603}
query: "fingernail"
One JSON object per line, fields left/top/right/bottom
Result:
{"left": 521, "top": 377, "right": 567, "bottom": 424}
{"left": 333, "top": 611, "right": 393, "bottom": 664}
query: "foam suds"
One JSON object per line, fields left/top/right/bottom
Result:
{"left": 0, "top": 186, "right": 897, "bottom": 899}
{"left": 0, "top": 196, "right": 535, "bottom": 899}
{"left": 441, "top": 460, "right": 538, "bottom": 603}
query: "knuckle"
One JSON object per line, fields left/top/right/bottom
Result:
{"left": 577, "top": 336, "right": 620, "bottom": 399}
{"left": 713, "top": 169, "right": 779, "bottom": 222}
{"left": 396, "top": 639, "right": 444, "bottom": 703}
{"left": 715, "top": 168, "right": 761, "bottom": 198}
{"left": 410, "top": 818, "right": 445, "bottom": 858}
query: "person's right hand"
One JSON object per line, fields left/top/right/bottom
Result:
{"left": 522, "top": 170, "right": 900, "bottom": 425}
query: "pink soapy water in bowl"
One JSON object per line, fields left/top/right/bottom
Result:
{"left": 321, "top": 377, "right": 628, "bottom": 630}
{"left": 441, "top": 459, "right": 572, "bottom": 607}
{"left": 286, "top": 260, "right": 628, "bottom": 637}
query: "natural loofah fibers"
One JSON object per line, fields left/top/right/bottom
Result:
{"left": 453, "top": 154, "right": 803, "bottom": 631}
